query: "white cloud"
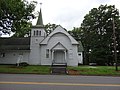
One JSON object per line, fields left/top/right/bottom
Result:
{"left": 28, "top": 0, "right": 120, "bottom": 30}
{"left": 3, "top": 0, "right": 120, "bottom": 37}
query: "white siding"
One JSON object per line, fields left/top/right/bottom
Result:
{"left": 0, "top": 50, "right": 30, "bottom": 64}
{"left": 40, "top": 33, "right": 80, "bottom": 66}
{"left": 67, "top": 45, "right": 79, "bottom": 66}
{"left": 47, "top": 33, "right": 72, "bottom": 50}
{"left": 29, "top": 46, "right": 41, "bottom": 65}
{"left": 41, "top": 45, "right": 52, "bottom": 65}
{"left": 29, "top": 27, "right": 46, "bottom": 65}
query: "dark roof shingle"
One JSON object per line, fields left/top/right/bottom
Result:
{"left": 0, "top": 37, "right": 30, "bottom": 50}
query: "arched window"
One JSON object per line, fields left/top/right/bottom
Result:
{"left": 36, "top": 30, "right": 39, "bottom": 36}
{"left": 39, "top": 31, "right": 41, "bottom": 36}
{"left": 34, "top": 31, "right": 36, "bottom": 36}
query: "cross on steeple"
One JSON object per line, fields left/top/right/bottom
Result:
{"left": 40, "top": 3, "right": 42, "bottom": 8}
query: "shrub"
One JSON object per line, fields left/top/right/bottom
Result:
{"left": 18, "top": 62, "right": 29, "bottom": 67}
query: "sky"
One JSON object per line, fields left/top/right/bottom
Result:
{"left": 1, "top": 0, "right": 120, "bottom": 37}
{"left": 28, "top": 0, "right": 120, "bottom": 30}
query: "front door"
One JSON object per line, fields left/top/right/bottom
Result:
{"left": 54, "top": 50, "right": 65, "bottom": 63}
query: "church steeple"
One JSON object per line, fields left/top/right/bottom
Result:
{"left": 36, "top": 8, "right": 43, "bottom": 26}
{"left": 31, "top": 3, "right": 46, "bottom": 37}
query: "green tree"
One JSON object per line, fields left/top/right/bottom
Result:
{"left": 68, "top": 27, "right": 82, "bottom": 41}
{"left": 80, "top": 5, "right": 120, "bottom": 65}
{"left": 0, "top": 0, "right": 37, "bottom": 37}
{"left": 45, "top": 23, "right": 58, "bottom": 35}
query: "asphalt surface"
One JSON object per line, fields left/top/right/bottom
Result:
{"left": 0, "top": 74, "right": 120, "bottom": 90}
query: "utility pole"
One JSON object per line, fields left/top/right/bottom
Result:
{"left": 112, "top": 18, "right": 118, "bottom": 71}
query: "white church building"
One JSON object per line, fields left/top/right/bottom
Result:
{"left": 0, "top": 9, "right": 83, "bottom": 66}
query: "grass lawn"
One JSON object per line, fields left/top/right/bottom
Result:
{"left": 67, "top": 66, "right": 120, "bottom": 76}
{"left": 0, "top": 65, "right": 120, "bottom": 76}
{"left": 0, "top": 65, "right": 51, "bottom": 74}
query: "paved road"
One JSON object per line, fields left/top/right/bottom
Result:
{"left": 0, "top": 74, "right": 120, "bottom": 90}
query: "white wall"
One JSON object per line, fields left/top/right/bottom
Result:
{"left": 29, "top": 46, "right": 41, "bottom": 65}
{"left": 31, "top": 28, "right": 46, "bottom": 37}
{"left": 41, "top": 33, "right": 79, "bottom": 66}
{"left": 0, "top": 50, "right": 30, "bottom": 64}
{"left": 47, "top": 33, "right": 72, "bottom": 50}
{"left": 67, "top": 45, "right": 79, "bottom": 66}
{"left": 40, "top": 45, "right": 52, "bottom": 65}
{"left": 29, "top": 27, "right": 46, "bottom": 65}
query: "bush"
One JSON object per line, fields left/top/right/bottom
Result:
{"left": 16, "top": 62, "right": 29, "bottom": 67}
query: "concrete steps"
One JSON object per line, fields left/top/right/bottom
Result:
{"left": 51, "top": 63, "right": 67, "bottom": 74}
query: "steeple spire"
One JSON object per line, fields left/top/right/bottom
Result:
{"left": 36, "top": 3, "right": 43, "bottom": 26}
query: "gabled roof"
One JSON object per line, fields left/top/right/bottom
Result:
{"left": 0, "top": 37, "right": 30, "bottom": 51}
{"left": 40, "top": 25, "right": 79, "bottom": 45}
{"left": 51, "top": 42, "right": 67, "bottom": 50}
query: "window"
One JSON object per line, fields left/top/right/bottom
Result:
{"left": 0, "top": 53, "right": 5, "bottom": 58}
{"left": 36, "top": 30, "right": 39, "bottom": 36}
{"left": 33, "top": 30, "right": 41, "bottom": 36}
{"left": 46, "top": 49, "right": 49, "bottom": 58}
{"left": 39, "top": 31, "right": 41, "bottom": 36}
{"left": 34, "top": 31, "right": 36, "bottom": 36}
